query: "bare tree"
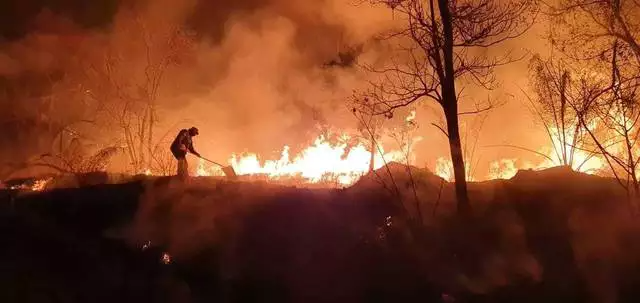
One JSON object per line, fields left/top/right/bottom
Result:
{"left": 530, "top": 45, "right": 640, "bottom": 211}
{"left": 358, "top": 0, "right": 538, "bottom": 213}
{"left": 350, "top": 95, "right": 391, "bottom": 172}
{"left": 388, "top": 109, "right": 425, "bottom": 224}
{"left": 33, "top": 142, "right": 122, "bottom": 175}
{"left": 432, "top": 111, "right": 487, "bottom": 181}
{"left": 461, "top": 111, "right": 487, "bottom": 180}
{"left": 0, "top": 10, "right": 121, "bottom": 180}
{"left": 84, "top": 8, "right": 194, "bottom": 174}
{"left": 548, "top": 0, "right": 640, "bottom": 212}
{"left": 525, "top": 54, "right": 597, "bottom": 171}
{"left": 550, "top": 0, "right": 640, "bottom": 65}
{"left": 0, "top": 68, "right": 105, "bottom": 180}
{"left": 389, "top": 109, "right": 421, "bottom": 165}
{"left": 572, "top": 42, "right": 640, "bottom": 212}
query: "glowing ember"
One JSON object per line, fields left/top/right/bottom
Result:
{"left": 385, "top": 216, "right": 393, "bottom": 227}
{"left": 161, "top": 253, "right": 172, "bottom": 264}
{"left": 406, "top": 110, "right": 416, "bottom": 122}
{"left": 10, "top": 177, "right": 52, "bottom": 192}
{"left": 31, "top": 178, "right": 51, "bottom": 191}
{"left": 142, "top": 241, "right": 152, "bottom": 251}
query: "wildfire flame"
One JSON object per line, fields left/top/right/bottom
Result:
{"left": 9, "top": 177, "right": 52, "bottom": 192}
{"left": 434, "top": 122, "right": 605, "bottom": 181}
{"left": 31, "top": 178, "right": 51, "bottom": 191}
{"left": 197, "top": 135, "right": 408, "bottom": 186}
{"left": 151, "top": 109, "right": 637, "bottom": 184}
{"left": 487, "top": 159, "right": 520, "bottom": 180}
{"left": 481, "top": 122, "right": 604, "bottom": 181}
{"left": 190, "top": 110, "right": 423, "bottom": 186}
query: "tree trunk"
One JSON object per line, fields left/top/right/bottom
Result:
{"left": 439, "top": 0, "right": 471, "bottom": 215}
{"left": 147, "top": 105, "right": 155, "bottom": 170}
{"left": 445, "top": 105, "right": 471, "bottom": 215}
{"left": 369, "top": 135, "right": 376, "bottom": 172}
{"left": 138, "top": 109, "right": 147, "bottom": 172}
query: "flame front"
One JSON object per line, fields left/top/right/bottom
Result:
{"left": 171, "top": 108, "right": 640, "bottom": 184}
{"left": 485, "top": 122, "right": 605, "bottom": 180}
{"left": 197, "top": 134, "right": 407, "bottom": 186}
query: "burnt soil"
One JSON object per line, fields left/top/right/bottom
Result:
{"left": 2, "top": 165, "right": 640, "bottom": 303}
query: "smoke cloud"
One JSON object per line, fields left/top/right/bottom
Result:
{"left": 0, "top": 0, "right": 551, "bottom": 178}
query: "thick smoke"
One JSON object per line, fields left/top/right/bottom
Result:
{"left": 145, "top": 0, "right": 399, "bottom": 159}
{"left": 0, "top": 0, "right": 550, "bottom": 178}
{"left": 0, "top": 0, "right": 399, "bottom": 176}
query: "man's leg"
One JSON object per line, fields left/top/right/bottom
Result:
{"left": 183, "top": 158, "right": 189, "bottom": 178}
{"left": 177, "top": 157, "right": 189, "bottom": 180}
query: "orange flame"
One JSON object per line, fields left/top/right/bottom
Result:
{"left": 10, "top": 177, "right": 52, "bottom": 192}
{"left": 488, "top": 159, "right": 519, "bottom": 180}
{"left": 488, "top": 122, "right": 604, "bottom": 179}
{"left": 197, "top": 134, "right": 409, "bottom": 186}
{"left": 31, "top": 178, "right": 51, "bottom": 191}
{"left": 434, "top": 157, "right": 476, "bottom": 182}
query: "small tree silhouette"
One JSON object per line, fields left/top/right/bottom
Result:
{"left": 357, "top": 0, "right": 538, "bottom": 214}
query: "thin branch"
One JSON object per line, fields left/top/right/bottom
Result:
{"left": 431, "top": 122, "right": 449, "bottom": 137}
{"left": 483, "top": 144, "right": 555, "bottom": 162}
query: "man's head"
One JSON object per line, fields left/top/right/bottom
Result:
{"left": 188, "top": 127, "right": 199, "bottom": 136}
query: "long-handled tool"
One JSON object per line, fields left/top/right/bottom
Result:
{"left": 199, "top": 156, "right": 237, "bottom": 178}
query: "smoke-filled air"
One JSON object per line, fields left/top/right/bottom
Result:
{"left": 2, "top": 0, "right": 640, "bottom": 302}
{"left": 0, "top": 0, "right": 563, "bottom": 183}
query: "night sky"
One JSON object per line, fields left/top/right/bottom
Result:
{"left": 0, "top": 0, "right": 119, "bottom": 40}
{"left": 0, "top": 0, "right": 291, "bottom": 43}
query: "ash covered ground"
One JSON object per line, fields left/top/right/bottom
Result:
{"left": 1, "top": 164, "right": 640, "bottom": 303}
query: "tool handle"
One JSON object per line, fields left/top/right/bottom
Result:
{"left": 198, "top": 156, "right": 226, "bottom": 168}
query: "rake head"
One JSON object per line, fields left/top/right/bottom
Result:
{"left": 221, "top": 165, "right": 237, "bottom": 179}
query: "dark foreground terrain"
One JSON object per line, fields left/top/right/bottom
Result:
{"left": 2, "top": 165, "right": 640, "bottom": 303}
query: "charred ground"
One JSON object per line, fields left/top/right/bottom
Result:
{"left": 1, "top": 165, "right": 640, "bottom": 303}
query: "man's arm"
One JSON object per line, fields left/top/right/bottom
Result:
{"left": 187, "top": 140, "right": 200, "bottom": 157}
